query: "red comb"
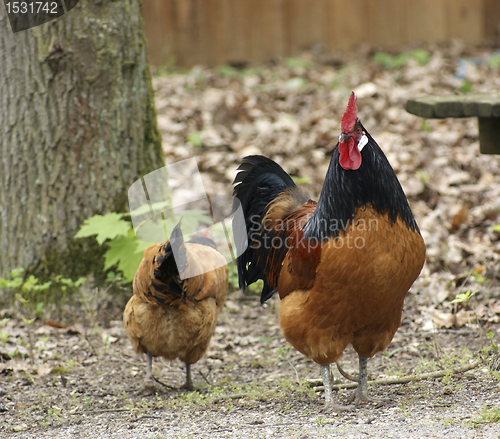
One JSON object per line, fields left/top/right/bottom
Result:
{"left": 341, "top": 91, "right": 357, "bottom": 132}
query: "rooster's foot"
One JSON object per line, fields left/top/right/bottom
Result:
{"left": 348, "top": 391, "right": 390, "bottom": 407}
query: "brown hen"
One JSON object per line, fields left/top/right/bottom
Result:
{"left": 123, "top": 223, "right": 228, "bottom": 390}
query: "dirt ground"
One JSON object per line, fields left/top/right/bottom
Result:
{"left": 1, "top": 291, "right": 499, "bottom": 438}
{"left": 2, "top": 41, "right": 500, "bottom": 438}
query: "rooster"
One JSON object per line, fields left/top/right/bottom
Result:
{"left": 232, "top": 92, "right": 425, "bottom": 406}
{"left": 123, "top": 222, "right": 228, "bottom": 391}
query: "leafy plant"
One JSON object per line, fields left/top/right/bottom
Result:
{"left": 216, "top": 65, "right": 240, "bottom": 77}
{"left": 75, "top": 212, "right": 150, "bottom": 283}
{"left": 0, "top": 268, "right": 86, "bottom": 311}
{"left": 487, "top": 53, "right": 500, "bottom": 69}
{"left": 284, "top": 57, "right": 312, "bottom": 69}
{"left": 373, "top": 49, "right": 431, "bottom": 69}
{"left": 75, "top": 210, "right": 211, "bottom": 283}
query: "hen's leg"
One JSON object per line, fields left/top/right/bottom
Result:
{"left": 146, "top": 352, "right": 154, "bottom": 381}
{"left": 181, "top": 363, "right": 194, "bottom": 391}
{"left": 141, "top": 353, "right": 176, "bottom": 392}
{"left": 321, "top": 364, "right": 333, "bottom": 405}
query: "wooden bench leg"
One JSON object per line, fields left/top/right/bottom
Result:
{"left": 479, "top": 118, "right": 500, "bottom": 154}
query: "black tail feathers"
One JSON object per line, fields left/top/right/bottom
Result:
{"left": 232, "top": 155, "right": 296, "bottom": 298}
{"left": 153, "top": 222, "right": 188, "bottom": 298}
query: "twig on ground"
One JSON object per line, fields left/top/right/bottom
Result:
{"left": 309, "top": 359, "right": 481, "bottom": 391}
{"left": 211, "top": 392, "right": 253, "bottom": 402}
{"left": 120, "top": 354, "right": 142, "bottom": 366}
{"left": 70, "top": 408, "right": 134, "bottom": 415}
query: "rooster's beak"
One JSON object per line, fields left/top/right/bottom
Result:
{"left": 339, "top": 133, "right": 350, "bottom": 143}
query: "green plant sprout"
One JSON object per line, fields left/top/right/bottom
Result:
{"left": 450, "top": 289, "right": 478, "bottom": 304}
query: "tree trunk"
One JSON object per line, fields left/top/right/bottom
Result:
{"left": 0, "top": 1, "right": 164, "bottom": 279}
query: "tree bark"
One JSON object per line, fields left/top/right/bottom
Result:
{"left": 0, "top": 1, "right": 164, "bottom": 279}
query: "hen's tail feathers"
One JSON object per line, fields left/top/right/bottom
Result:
{"left": 152, "top": 222, "right": 188, "bottom": 299}
{"left": 232, "top": 155, "right": 297, "bottom": 301}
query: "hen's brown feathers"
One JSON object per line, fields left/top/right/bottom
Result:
{"left": 123, "top": 239, "right": 228, "bottom": 366}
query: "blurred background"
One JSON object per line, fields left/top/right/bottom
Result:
{"left": 142, "top": 0, "right": 500, "bottom": 67}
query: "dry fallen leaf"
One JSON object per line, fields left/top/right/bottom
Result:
{"left": 490, "top": 301, "right": 500, "bottom": 315}
{"left": 451, "top": 205, "right": 469, "bottom": 230}
{"left": 102, "top": 332, "right": 118, "bottom": 345}
{"left": 455, "top": 310, "right": 476, "bottom": 328}
{"left": 37, "top": 364, "right": 52, "bottom": 376}
{"left": 431, "top": 311, "right": 455, "bottom": 329}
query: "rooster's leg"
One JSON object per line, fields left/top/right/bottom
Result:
{"left": 347, "top": 355, "right": 370, "bottom": 404}
{"left": 181, "top": 363, "right": 194, "bottom": 391}
{"left": 349, "top": 354, "right": 387, "bottom": 406}
{"left": 321, "top": 364, "right": 333, "bottom": 405}
{"left": 355, "top": 355, "right": 369, "bottom": 402}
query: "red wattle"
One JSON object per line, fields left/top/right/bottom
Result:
{"left": 339, "top": 139, "right": 362, "bottom": 170}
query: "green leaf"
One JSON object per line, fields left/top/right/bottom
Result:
{"left": 103, "top": 234, "right": 146, "bottom": 282}
{"left": 188, "top": 131, "right": 203, "bottom": 148}
{"left": 35, "top": 302, "right": 44, "bottom": 317}
{"left": 0, "top": 276, "right": 23, "bottom": 289}
{"left": 411, "top": 49, "right": 431, "bottom": 66}
{"left": 15, "top": 293, "right": 29, "bottom": 304}
{"left": 9, "top": 267, "right": 25, "bottom": 278}
{"left": 74, "top": 213, "right": 130, "bottom": 245}
{"left": 492, "top": 225, "right": 500, "bottom": 232}
{"left": 460, "top": 80, "right": 473, "bottom": 94}
{"left": 373, "top": 52, "right": 410, "bottom": 69}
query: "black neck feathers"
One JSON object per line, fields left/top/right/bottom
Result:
{"left": 303, "top": 129, "right": 419, "bottom": 241}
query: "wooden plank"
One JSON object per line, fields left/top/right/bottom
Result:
{"left": 319, "top": 0, "right": 336, "bottom": 53}
{"left": 222, "top": 0, "right": 250, "bottom": 66}
{"left": 479, "top": 118, "right": 500, "bottom": 154}
{"left": 142, "top": 0, "right": 175, "bottom": 66}
{"left": 331, "top": 0, "right": 368, "bottom": 50}
{"left": 287, "top": 0, "right": 324, "bottom": 55}
{"left": 366, "top": 0, "right": 406, "bottom": 47}
{"left": 247, "top": 0, "right": 286, "bottom": 64}
{"left": 406, "top": 93, "right": 500, "bottom": 119}
{"left": 170, "top": 0, "right": 200, "bottom": 66}
{"left": 406, "top": 0, "right": 447, "bottom": 44}
{"left": 204, "top": 0, "right": 228, "bottom": 66}
{"left": 141, "top": 0, "right": 494, "bottom": 67}
{"left": 483, "top": 0, "right": 500, "bottom": 39}
{"left": 445, "top": 0, "right": 484, "bottom": 43}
